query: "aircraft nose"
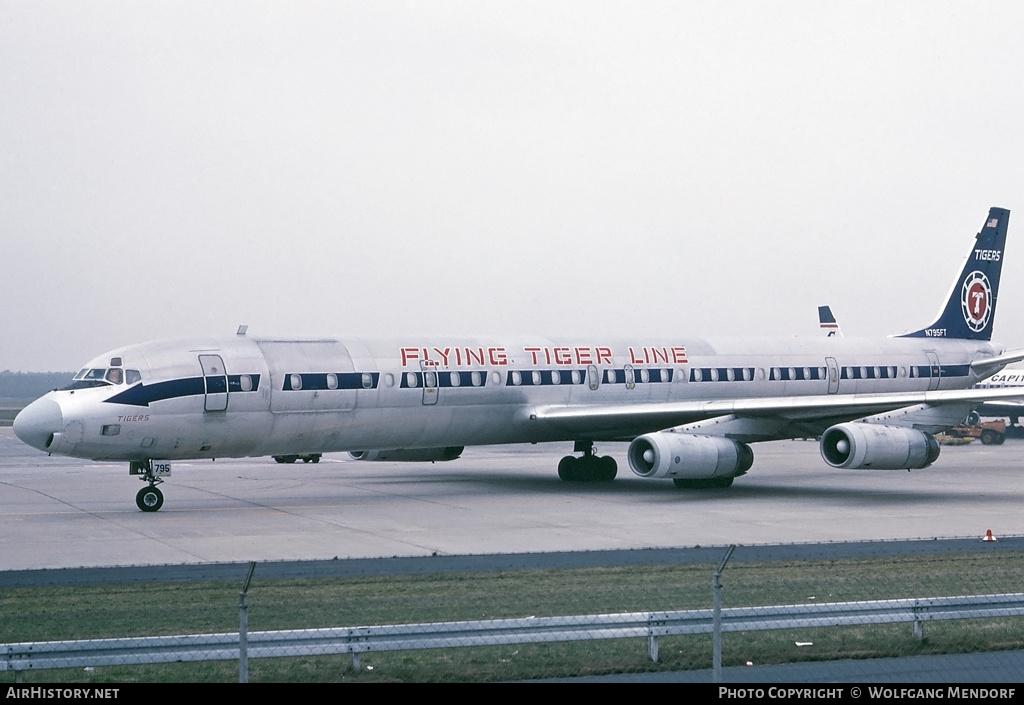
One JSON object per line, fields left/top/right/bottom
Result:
{"left": 13, "top": 397, "right": 64, "bottom": 452}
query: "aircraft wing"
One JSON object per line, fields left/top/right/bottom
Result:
{"left": 526, "top": 386, "right": 1024, "bottom": 440}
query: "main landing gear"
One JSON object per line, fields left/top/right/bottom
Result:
{"left": 558, "top": 441, "right": 617, "bottom": 482}
{"left": 130, "top": 460, "right": 164, "bottom": 512}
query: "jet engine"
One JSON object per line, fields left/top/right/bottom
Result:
{"left": 819, "top": 423, "right": 940, "bottom": 470}
{"left": 627, "top": 433, "right": 753, "bottom": 479}
{"left": 349, "top": 447, "right": 464, "bottom": 462}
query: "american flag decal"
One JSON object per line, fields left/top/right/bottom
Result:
{"left": 987, "top": 218, "right": 999, "bottom": 228}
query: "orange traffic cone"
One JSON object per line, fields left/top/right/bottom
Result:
{"left": 983, "top": 529, "right": 997, "bottom": 542}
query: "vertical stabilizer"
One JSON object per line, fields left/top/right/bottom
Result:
{"left": 901, "top": 207, "right": 1010, "bottom": 341}
{"left": 818, "top": 306, "right": 843, "bottom": 337}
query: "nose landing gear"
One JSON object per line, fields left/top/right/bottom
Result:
{"left": 136, "top": 484, "right": 164, "bottom": 512}
{"left": 130, "top": 460, "right": 166, "bottom": 512}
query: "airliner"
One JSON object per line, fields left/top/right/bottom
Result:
{"left": 14, "top": 208, "right": 1024, "bottom": 512}
{"left": 972, "top": 366, "right": 1024, "bottom": 433}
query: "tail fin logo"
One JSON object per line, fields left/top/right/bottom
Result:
{"left": 961, "top": 271, "right": 992, "bottom": 333}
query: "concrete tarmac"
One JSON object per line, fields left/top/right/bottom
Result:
{"left": 2, "top": 428, "right": 1023, "bottom": 570}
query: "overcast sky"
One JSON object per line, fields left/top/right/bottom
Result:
{"left": 3, "top": 1, "right": 1024, "bottom": 372}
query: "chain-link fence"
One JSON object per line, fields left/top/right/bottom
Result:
{"left": 2, "top": 542, "right": 1022, "bottom": 682}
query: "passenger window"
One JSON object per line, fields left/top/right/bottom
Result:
{"left": 239, "top": 374, "right": 252, "bottom": 392}
{"left": 326, "top": 373, "right": 339, "bottom": 390}
{"left": 362, "top": 373, "right": 373, "bottom": 389}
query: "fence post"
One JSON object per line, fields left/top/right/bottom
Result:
{"left": 239, "top": 561, "right": 257, "bottom": 683}
{"left": 713, "top": 545, "right": 736, "bottom": 683}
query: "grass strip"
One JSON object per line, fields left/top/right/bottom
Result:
{"left": 2, "top": 551, "right": 1022, "bottom": 682}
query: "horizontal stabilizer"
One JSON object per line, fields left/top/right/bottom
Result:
{"left": 970, "top": 349, "right": 1024, "bottom": 378}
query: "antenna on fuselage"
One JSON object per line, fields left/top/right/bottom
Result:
{"left": 237, "top": 325, "right": 249, "bottom": 336}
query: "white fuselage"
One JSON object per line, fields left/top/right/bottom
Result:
{"left": 29, "top": 333, "right": 1000, "bottom": 462}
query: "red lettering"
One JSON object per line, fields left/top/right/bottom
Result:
{"left": 575, "top": 347, "right": 593, "bottom": 365}
{"left": 651, "top": 347, "right": 670, "bottom": 365}
{"left": 629, "top": 347, "right": 644, "bottom": 364}
{"left": 401, "top": 347, "right": 420, "bottom": 366}
{"left": 433, "top": 348, "right": 451, "bottom": 366}
{"left": 524, "top": 347, "right": 542, "bottom": 365}
{"left": 597, "top": 347, "right": 613, "bottom": 365}
{"left": 554, "top": 347, "right": 572, "bottom": 365}
{"left": 672, "top": 346, "right": 688, "bottom": 364}
{"left": 466, "top": 347, "right": 486, "bottom": 366}
{"left": 489, "top": 347, "right": 508, "bottom": 366}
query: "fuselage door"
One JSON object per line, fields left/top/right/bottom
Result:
{"left": 421, "top": 360, "right": 439, "bottom": 405}
{"left": 926, "top": 351, "right": 941, "bottom": 391}
{"left": 199, "top": 354, "right": 228, "bottom": 412}
{"left": 826, "top": 357, "right": 840, "bottom": 394}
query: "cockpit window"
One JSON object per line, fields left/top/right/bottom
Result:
{"left": 61, "top": 366, "right": 140, "bottom": 390}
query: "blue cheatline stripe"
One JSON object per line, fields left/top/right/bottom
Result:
{"left": 507, "top": 369, "right": 587, "bottom": 386}
{"left": 282, "top": 372, "right": 379, "bottom": 391}
{"left": 401, "top": 370, "right": 490, "bottom": 388}
{"left": 695, "top": 367, "right": 755, "bottom": 382}
{"left": 104, "top": 374, "right": 262, "bottom": 407}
